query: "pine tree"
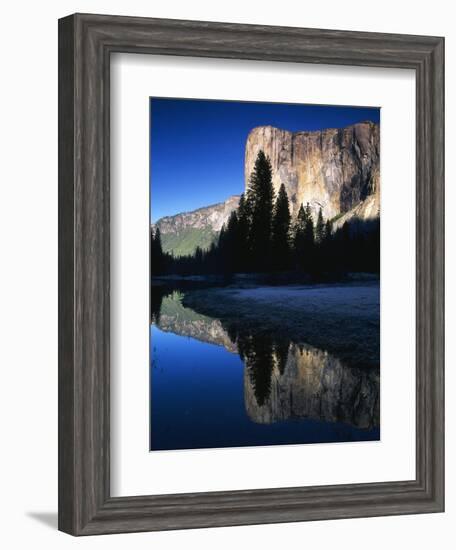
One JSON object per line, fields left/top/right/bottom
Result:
{"left": 150, "top": 227, "right": 156, "bottom": 275}
{"left": 154, "top": 227, "right": 163, "bottom": 257}
{"left": 150, "top": 227, "right": 165, "bottom": 275}
{"left": 217, "top": 223, "right": 227, "bottom": 273}
{"left": 247, "top": 150, "right": 275, "bottom": 271}
{"left": 293, "top": 204, "right": 307, "bottom": 269}
{"left": 224, "top": 210, "right": 239, "bottom": 273}
{"left": 304, "top": 203, "right": 317, "bottom": 273}
{"left": 292, "top": 202, "right": 315, "bottom": 273}
{"left": 321, "top": 218, "right": 333, "bottom": 272}
{"left": 236, "top": 193, "right": 250, "bottom": 272}
{"left": 194, "top": 246, "right": 203, "bottom": 273}
{"left": 304, "top": 203, "right": 313, "bottom": 238}
{"left": 341, "top": 221, "right": 351, "bottom": 272}
{"left": 325, "top": 219, "right": 332, "bottom": 241}
{"left": 312, "top": 206, "right": 327, "bottom": 274}
{"left": 315, "top": 206, "right": 325, "bottom": 244}
{"left": 271, "top": 183, "right": 291, "bottom": 271}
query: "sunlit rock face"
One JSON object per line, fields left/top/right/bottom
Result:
{"left": 331, "top": 182, "right": 380, "bottom": 232}
{"left": 244, "top": 122, "right": 380, "bottom": 221}
{"left": 244, "top": 342, "right": 380, "bottom": 430}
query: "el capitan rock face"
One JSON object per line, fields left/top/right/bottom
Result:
{"left": 245, "top": 121, "right": 380, "bottom": 221}
{"left": 153, "top": 121, "right": 379, "bottom": 256}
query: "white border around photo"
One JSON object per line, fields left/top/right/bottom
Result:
{"left": 110, "top": 53, "right": 416, "bottom": 497}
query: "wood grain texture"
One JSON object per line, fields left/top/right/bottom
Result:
{"left": 58, "top": 15, "right": 76, "bottom": 535}
{"left": 58, "top": 13, "right": 445, "bottom": 535}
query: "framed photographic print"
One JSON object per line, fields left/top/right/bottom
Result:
{"left": 58, "top": 13, "right": 444, "bottom": 535}
{"left": 149, "top": 98, "right": 381, "bottom": 451}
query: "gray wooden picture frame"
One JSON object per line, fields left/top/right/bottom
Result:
{"left": 58, "top": 13, "right": 445, "bottom": 536}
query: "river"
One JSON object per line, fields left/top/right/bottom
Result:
{"left": 150, "top": 285, "right": 380, "bottom": 451}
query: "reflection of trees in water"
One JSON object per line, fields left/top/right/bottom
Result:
{"left": 243, "top": 341, "right": 380, "bottom": 429}
{"left": 220, "top": 319, "right": 379, "bottom": 429}
{"left": 237, "top": 333, "right": 275, "bottom": 407}
{"left": 150, "top": 287, "right": 379, "bottom": 429}
{"left": 274, "top": 340, "right": 289, "bottom": 375}
{"left": 150, "top": 287, "right": 165, "bottom": 324}
{"left": 226, "top": 325, "right": 288, "bottom": 407}
{"left": 150, "top": 290, "right": 163, "bottom": 324}
{"left": 150, "top": 286, "right": 176, "bottom": 324}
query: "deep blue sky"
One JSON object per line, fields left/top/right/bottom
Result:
{"left": 150, "top": 98, "right": 380, "bottom": 222}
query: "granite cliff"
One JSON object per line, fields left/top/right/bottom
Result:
{"left": 245, "top": 121, "right": 380, "bottom": 222}
{"left": 153, "top": 121, "right": 379, "bottom": 256}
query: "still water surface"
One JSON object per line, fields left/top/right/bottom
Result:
{"left": 150, "top": 290, "right": 380, "bottom": 451}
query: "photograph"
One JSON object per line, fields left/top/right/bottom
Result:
{"left": 149, "top": 98, "right": 381, "bottom": 451}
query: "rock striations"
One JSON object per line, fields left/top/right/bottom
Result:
{"left": 153, "top": 121, "right": 380, "bottom": 256}
{"left": 245, "top": 121, "right": 380, "bottom": 222}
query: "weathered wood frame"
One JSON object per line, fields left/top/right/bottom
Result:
{"left": 58, "top": 13, "right": 445, "bottom": 535}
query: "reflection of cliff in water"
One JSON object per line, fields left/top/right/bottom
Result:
{"left": 243, "top": 342, "right": 379, "bottom": 429}
{"left": 155, "top": 290, "right": 238, "bottom": 352}
{"left": 152, "top": 289, "right": 379, "bottom": 431}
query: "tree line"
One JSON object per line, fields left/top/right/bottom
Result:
{"left": 151, "top": 150, "right": 380, "bottom": 278}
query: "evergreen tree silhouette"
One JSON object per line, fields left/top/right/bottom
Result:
{"left": 237, "top": 332, "right": 275, "bottom": 407}
{"left": 154, "top": 148, "right": 380, "bottom": 278}
{"left": 293, "top": 204, "right": 307, "bottom": 270}
{"left": 150, "top": 227, "right": 165, "bottom": 275}
{"left": 303, "top": 203, "right": 315, "bottom": 272}
{"left": 223, "top": 210, "right": 239, "bottom": 273}
{"left": 274, "top": 339, "right": 289, "bottom": 375}
{"left": 236, "top": 193, "right": 251, "bottom": 272}
{"left": 154, "top": 227, "right": 163, "bottom": 255}
{"left": 321, "top": 218, "right": 333, "bottom": 272}
{"left": 271, "top": 183, "right": 291, "bottom": 271}
{"left": 315, "top": 206, "right": 325, "bottom": 244}
{"left": 246, "top": 150, "right": 274, "bottom": 272}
